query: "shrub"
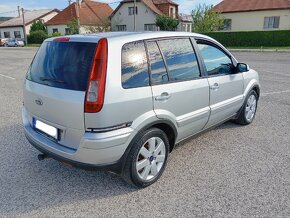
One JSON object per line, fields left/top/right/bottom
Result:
{"left": 30, "top": 20, "right": 45, "bottom": 34}
{"left": 203, "top": 30, "right": 290, "bottom": 47}
{"left": 156, "top": 15, "right": 179, "bottom": 31}
{"left": 50, "top": 32, "right": 62, "bottom": 37}
{"left": 27, "top": 30, "right": 48, "bottom": 44}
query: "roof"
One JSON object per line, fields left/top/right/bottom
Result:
{"left": 110, "top": 0, "right": 179, "bottom": 18}
{"left": 46, "top": 0, "right": 113, "bottom": 26}
{"left": 213, "top": 0, "right": 290, "bottom": 13}
{"left": 152, "top": 0, "right": 178, "bottom": 6}
{"left": 46, "top": 31, "right": 210, "bottom": 43}
{"left": 0, "top": 9, "right": 59, "bottom": 28}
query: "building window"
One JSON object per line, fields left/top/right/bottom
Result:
{"left": 128, "top": 7, "right": 137, "bottom": 15}
{"left": 187, "top": 24, "right": 191, "bottom": 32}
{"left": 169, "top": 7, "right": 175, "bottom": 18}
{"left": 223, "top": 19, "right": 232, "bottom": 30}
{"left": 4, "top": 32, "right": 10, "bottom": 38}
{"left": 14, "top": 31, "right": 21, "bottom": 38}
{"left": 52, "top": 28, "right": 58, "bottom": 33}
{"left": 65, "top": 28, "right": 71, "bottom": 35}
{"left": 144, "top": 24, "right": 157, "bottom": 31}
{"left": 264, "top": 16, "right": 280, "bottom": 29}
{"left": 117, "top": 25, "right": 127, "bottom": 31}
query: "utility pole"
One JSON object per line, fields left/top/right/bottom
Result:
{"left": 133, "top": 0, "right": 136, "bottom": 31}
{"left": 21, "top": 8, "right": 27, "bottom": 45}
{"left": 76, "top": 0, "right": 81, "bottom": 34}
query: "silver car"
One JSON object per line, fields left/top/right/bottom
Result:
{"left": 22, "top": 32, "right": 260, "bottom": 187}
{"left": 7, "top": 38, "right": 25, "bottom": 47}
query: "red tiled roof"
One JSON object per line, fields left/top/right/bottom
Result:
{"left": 152, "top": 0, "right": 178, "bottom": 6}
{"left": 213, "top": 0, "right": 290, "bottom": 13}
{"left": 46, "top": 0, "right": 113, "bottom": 25}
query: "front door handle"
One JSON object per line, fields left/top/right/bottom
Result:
{"left": 210, "top": 83, "right": 219, "bottom": 90}
{"left": 155, "top": 92, "right": 171, "bottom": 101}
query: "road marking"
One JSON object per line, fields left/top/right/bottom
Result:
{"left": 0, "top": 73, "right": 15, "bottom": 80}
{"left": 262, "top": 70, "right": 290, "bottom": 77}
{"left": 261, "top": 90, "right": 290, "bottom": 96}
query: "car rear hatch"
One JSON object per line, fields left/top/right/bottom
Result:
{"left": 23, "top": 38, "right": 98, "bottom": 149}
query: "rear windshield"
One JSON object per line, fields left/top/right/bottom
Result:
{"left": 26, "top": 41, "right": 97, "bottom": 91}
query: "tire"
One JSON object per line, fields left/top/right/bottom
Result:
{"left": 122, "top": 128, "right": 170, "bottom": 188}
{"left": 235, "top": 90, "right": 258, "bottom": 125}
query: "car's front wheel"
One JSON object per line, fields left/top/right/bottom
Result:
{"left": 235, "top": 90, "right": 258, "bottom": 125}
{"left": 122, "top": 128, "right": 169, "bottom": 188}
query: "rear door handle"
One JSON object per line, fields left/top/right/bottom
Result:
{"left": 210, "top": 83, "right": 219, "bottom": 90}
{"left": 155, "top": 92, "right": 171, "bottom": 101}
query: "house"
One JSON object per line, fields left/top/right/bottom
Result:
{"left": 0, "top": 9, "right": 59, "bottom": 39}
{"left": 110, "top": 0, "right": 192, "bottom": 32}
{"left": 45, "top": 0, "right": 113, "bottom": 35}
{"left": 213, "top": 0, "right": 290, "bottom": 31}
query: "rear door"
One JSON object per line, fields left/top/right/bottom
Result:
{"left": 24, "top": 40, "right": 97, "bottom": 149}
{"left": 196, "top": 40, "right": 244, "bottom": 128}
{"left": 147, "top": 38, "right": 210, "bottom": 141}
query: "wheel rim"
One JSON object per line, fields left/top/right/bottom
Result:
{"left": 136, "top": 137, "right": 166, "bottom": 181}
{"left": 245, "top": 94, "right": 257, "bottom": 122}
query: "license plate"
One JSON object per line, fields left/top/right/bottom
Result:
{"left": 33, "top": 118, "right": 58, "bottom": 140}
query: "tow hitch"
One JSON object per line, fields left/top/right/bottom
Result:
{"left": 38, "top": 153, "right": 49, "bottom": 161}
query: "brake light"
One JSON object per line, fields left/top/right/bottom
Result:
{"left": 53, "top": 37, "right": 70, "bottom": 42}
{"left": 85, "top": 38, "right": 108, "bottom": 113}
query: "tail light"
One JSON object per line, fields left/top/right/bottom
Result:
{"left": 85, "top": 38, "right": 108, "bottom": 113}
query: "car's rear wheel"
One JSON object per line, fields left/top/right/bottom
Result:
{"left": 122, "top": 128, "right": 169, "bottom": 188}
{"left": 235, "top": 90, "right": 258, "bottom": 125}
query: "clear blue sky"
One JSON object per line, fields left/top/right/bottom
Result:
{"left": 0, "top": 0, "right": 222, "bottom": 16}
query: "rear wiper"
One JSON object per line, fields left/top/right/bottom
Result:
{"left": 40, "top": 77, "right": 66, "bottom": 84}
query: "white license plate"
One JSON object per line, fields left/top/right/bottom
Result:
{"left": 33, "top": 118, "right": 58, "bottom": 140}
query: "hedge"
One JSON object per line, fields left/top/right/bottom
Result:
{"left": 203, "top": 30, "right": 290, "bottom": 47}
{"left": 27, "top": 30, "right": 48, "bottom": 44}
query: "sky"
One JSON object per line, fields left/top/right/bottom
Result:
{"left": 0, "top": 0, "right": 223, "bottom": 17}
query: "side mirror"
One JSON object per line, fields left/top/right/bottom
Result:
{"left": 237, "top": 63, "right": 250, "bottom": 72}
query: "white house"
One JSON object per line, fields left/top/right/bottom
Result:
{"left": 213, "top": 0, "right": 290, "bottom": 31}
{"left": 45, "top": 0, "right": 113, "bottom": 35}
{"left": 0, "top": 9, "right": 59, "bottom": 39}
{"left": 110, "top": 0, "right": 192, "bottom": 32}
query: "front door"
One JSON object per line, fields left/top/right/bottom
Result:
{"left": 196, "top": 42, "right": 244, "bottom": 128}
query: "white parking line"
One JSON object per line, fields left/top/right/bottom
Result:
{"left": 261, "top": 90, "right": 290, "bottom": 96}
{"left": 0, "top": 73, "right": 15, "bottom": 80}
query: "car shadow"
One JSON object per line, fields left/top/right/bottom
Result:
{"left": 174, "top": 121, "right": 241, "bottom": 150}
{"left": 0, "top": 124, "right": 137, "bottom": 216}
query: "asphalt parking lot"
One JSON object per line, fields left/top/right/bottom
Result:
{"left": 0, "top": 47, "right": 289, "bottom": 217}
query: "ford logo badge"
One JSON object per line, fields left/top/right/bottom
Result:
{"left": 35, "top": 98, "right": 43, "bottom": 106}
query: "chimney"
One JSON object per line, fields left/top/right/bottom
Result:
{"left": 17, "top": 6, "right": 21, "bottom": 17}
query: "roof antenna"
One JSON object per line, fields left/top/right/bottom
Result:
{"left": 68, "top": 0, "right": 72, "bottom": 5}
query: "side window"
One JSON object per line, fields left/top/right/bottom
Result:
{"left": 198, "top": 43, "right": 234, "bottom": 76}
{"left": 158, "top": 38, "right": 201, "bottom": 81}
{"left": 146, "top": 41, "right": 168, "bottom": 84}
{"left": 121, "top": 41, "right": 149, "bottom": 89}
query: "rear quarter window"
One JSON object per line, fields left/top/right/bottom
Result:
{"left": 121, "top": 41, "right": 149, "bottom": 89}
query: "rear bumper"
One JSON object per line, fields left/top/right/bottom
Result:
{"left": 22, "top": 107, "right": 135, "bottom": 170}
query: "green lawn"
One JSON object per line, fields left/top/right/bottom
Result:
{"left": 228, "top": 46, "right": 290, "bottom": 50}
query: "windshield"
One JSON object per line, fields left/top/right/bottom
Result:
{"left": 26, "top": 41, "right": 97, "bottom": 91}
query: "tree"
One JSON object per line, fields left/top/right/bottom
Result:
{"left": 191, "top": 4, "right": 224, "bottom": 32}
{"left": 155, "top": 15, "right": 179, "bottom": 31}
{"left": 27, "top": 30, "right": 48, "bottom": 44}
{"left": 30, "top": 20, "right": 45, "bottom": 34}
{"left": 67, "top": 18, "right": 79, "bottom": 34}
{"left": 84, "top": 22, "right": 110, "bottom": 33}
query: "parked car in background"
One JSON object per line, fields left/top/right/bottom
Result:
{"left": 7, "top": 38, "right": 25, "bottom": 47}
{"left": 0, "top": 38, "right": 8, "bottom": 46}
{"left": 22, "top": 32, "right": 260, "bottom": 188}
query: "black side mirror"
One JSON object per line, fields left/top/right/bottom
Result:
{"left": 237, "top": 63, "right": 250, "bottom": 72}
